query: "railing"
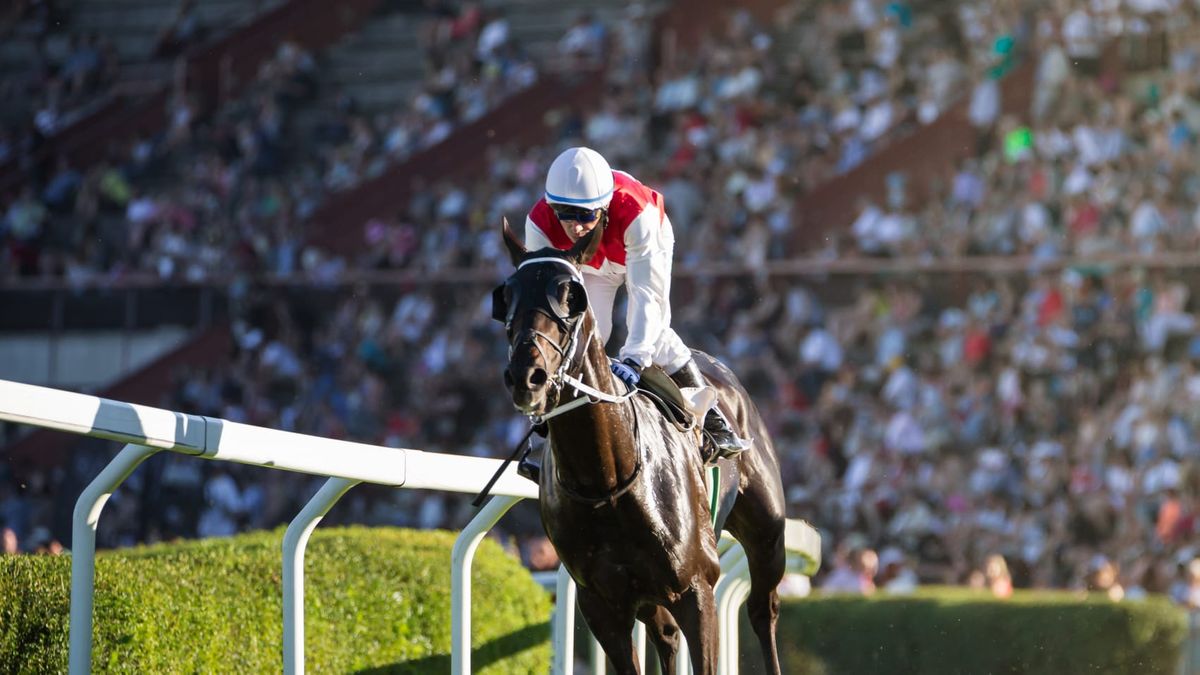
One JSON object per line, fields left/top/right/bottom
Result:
{"left": 8, "top": 250, "right": 1200, "bottom": 297}
{"left": 0, "top": 378, "right": 821, "bottom": 675}
{"left": 1183, "top": 611, "right": 1200, "bottom": 675}
{"left": 2, "top": 325, "right": 231, "bottom": 470}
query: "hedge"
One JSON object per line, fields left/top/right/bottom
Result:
{"left": 749, "top": 587, "right": 1187, "bottom": 675}
{"left": 0, "top": 527, "right": 552, "bottom": 674}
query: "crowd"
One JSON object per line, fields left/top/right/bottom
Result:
{"left": 0, "top": 26, "right": 121, "bottom": 163}
{"left": 792, "top": 268, "right": 1200, "bottom": 603}
{"left": 839, "top": 2, "right": 1200, "bottom": 259}
{"left": 0, "top": 0, "right": 248, "bottom": 183}
{"left": 5, "top": 0, "right": 1200, "bottom": 611}
{"left": 0, "top": 0, "right": 563, "bottom": 282}
{"left": 331, "top": 0, "right": 1036, "bottom": 278}
{"left": 3, "top": 0, "right": 1030, "bottom": 282}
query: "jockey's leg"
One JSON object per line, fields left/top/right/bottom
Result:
{"left": 666, "top": 354, "right": 750, "bottom": 460}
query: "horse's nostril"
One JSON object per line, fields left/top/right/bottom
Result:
{"left": 529, "top": 368, "right": 548, "bottom": 387}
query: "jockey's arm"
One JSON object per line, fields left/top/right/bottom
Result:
{"left": 524, "top": 216, "right": 555, "bottom": 251}
{"left": 619, "top": 206, "right": 669, "bottom": 369}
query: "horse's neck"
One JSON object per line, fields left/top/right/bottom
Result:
{"left": 547, "top": 320, "right": 639, "bottom": 492}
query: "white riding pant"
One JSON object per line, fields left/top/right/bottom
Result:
{"left": 581, "top": 217, "right": 692, "bottom": 374}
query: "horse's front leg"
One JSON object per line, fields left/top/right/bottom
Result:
{"left": 578, "top": 587, "right": 641, "bottom": 675}
{"left": 668, "top": 582, "right": 719, "bottom": 675}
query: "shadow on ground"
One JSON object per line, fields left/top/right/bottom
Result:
{"left": 355, "top": 622, "right": 551, "bottom": 674}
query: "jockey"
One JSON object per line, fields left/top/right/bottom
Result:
{"left": 524, "top": 146, "right": 749, "bottom": 459}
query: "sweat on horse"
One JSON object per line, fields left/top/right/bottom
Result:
{"left": 492, "top": 218, "right": 789, "bottom": 674}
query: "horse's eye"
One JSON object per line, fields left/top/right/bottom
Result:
{"left": 565, "top": 280, "right": 587, "bottom": 315}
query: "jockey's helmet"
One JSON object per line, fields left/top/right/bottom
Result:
{"left": 545, "top": 147, "right": 614, "bottom": 211}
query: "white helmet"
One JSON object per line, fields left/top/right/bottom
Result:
{"left": 544, "top": 147, "right": 614, "bottom": 210}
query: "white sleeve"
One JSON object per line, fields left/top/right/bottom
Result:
{"left": 619, "top": 205, "right": 670, "bottom": 368}
{"left": 524, "top": 216, "right": 555, "bottom": 251}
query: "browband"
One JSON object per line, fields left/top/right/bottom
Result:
{"left": 518, "top": 256, "right": 584, "bottom": 283}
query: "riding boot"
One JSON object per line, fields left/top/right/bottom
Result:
{"left": 517, "top": 438, "right": 541, "bottom": 483}
{"left": 668, "top": 358, "right": 751, "bottom": 460}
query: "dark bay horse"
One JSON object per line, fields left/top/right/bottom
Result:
{"left": 492, "top": 220, "right": 787, "bottom": 674}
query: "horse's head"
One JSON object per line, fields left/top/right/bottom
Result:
{"left": 492, "top": 218, "right": 605, "bottom": 415}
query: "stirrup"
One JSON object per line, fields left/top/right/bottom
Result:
{"left": 710, "top": 431, "right": 751, "bottom": 459}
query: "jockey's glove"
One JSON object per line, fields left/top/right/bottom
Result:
{"left": 610, "top": 358, "right": 642, "bottom": 390}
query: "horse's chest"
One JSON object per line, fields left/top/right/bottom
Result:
{"left": 544, "top": 505, "right": 702, "bottom": 597}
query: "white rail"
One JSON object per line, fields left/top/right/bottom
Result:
{"left": 0, "top": 378, "right": 820, "bottom": 674}
{"left": 0, "top": 379, "right": 535, "bottom": 675}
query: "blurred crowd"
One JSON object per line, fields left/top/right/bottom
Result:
{"left": 796, "top": 268, "right": 1200, "bottom": 605}
{"left": 0, "top": 0, "right": 247, "bottom": 189}
{"left": 4, "top": 0, "right": 1028, "bottom": 281}
{"left": 0, "top": 0, "right": 120, "bottom": 166}
{"left": 0, "top": 0, "right": 560, "bottom": 282}
{"left": 5, "top": 0, "right": 1200, "bottom": 613}
{"left": 839, "top": 4, "right": 1200, "bottom": 260}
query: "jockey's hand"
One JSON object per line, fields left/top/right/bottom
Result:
{"left": 610, "top": 358, "right": 642, "bottom": 390}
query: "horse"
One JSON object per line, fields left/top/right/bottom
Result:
{"left": 491, "top": 218, "right": 788, "bottom": 674}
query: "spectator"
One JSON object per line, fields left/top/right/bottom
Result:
{"left": 1175, "top": 559, "right": 1200, "bottom": 609}
{"left": 1, "top": 526, "right": 17, "bottom": 555}
{"left": 877, "top": 547, "right": 920, "bottom": 594}
{"left": 821, "top": 545, "right": 878, "bottom": 595}
{"left": 154, "top": 0, "right": 206, "bottom": 59}
{"left": 558, "top": 12, "right": 607, "bottom": 68}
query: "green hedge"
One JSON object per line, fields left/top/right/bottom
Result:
{"left": 0, "top": 527, "right": 552, "bottom": 674}
{"left": 753, "top": 588, "right": 1187, "bottom": 675}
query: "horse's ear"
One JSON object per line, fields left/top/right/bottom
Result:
{"left": 568, "top": 218, "right": 606, "bottom": 266}
{"left": 502, "top": 217, "right": 525, "bottom": 266}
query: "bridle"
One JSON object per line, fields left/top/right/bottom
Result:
{"left": 500, "top": 256, "right": 638, "bottom": 424}
{"left": 495, "top": 255, "right": 643, "bottom": 507}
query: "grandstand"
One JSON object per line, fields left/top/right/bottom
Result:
{"left": 4, "top": 0, "right": 1200, "bottom": 670}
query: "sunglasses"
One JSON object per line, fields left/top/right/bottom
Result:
{"left": 552, "top": 206, "right": 602, "bottom": 223}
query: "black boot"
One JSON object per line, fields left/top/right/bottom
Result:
{"left": 517, "top": 439, "right": 541, "bottom": 483}
{"left": 668, "top": 359, "right": 750, "bottom": 460}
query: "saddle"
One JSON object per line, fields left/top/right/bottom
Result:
{"left": 635, "top": 366, "right": 696, "bottom": 432}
